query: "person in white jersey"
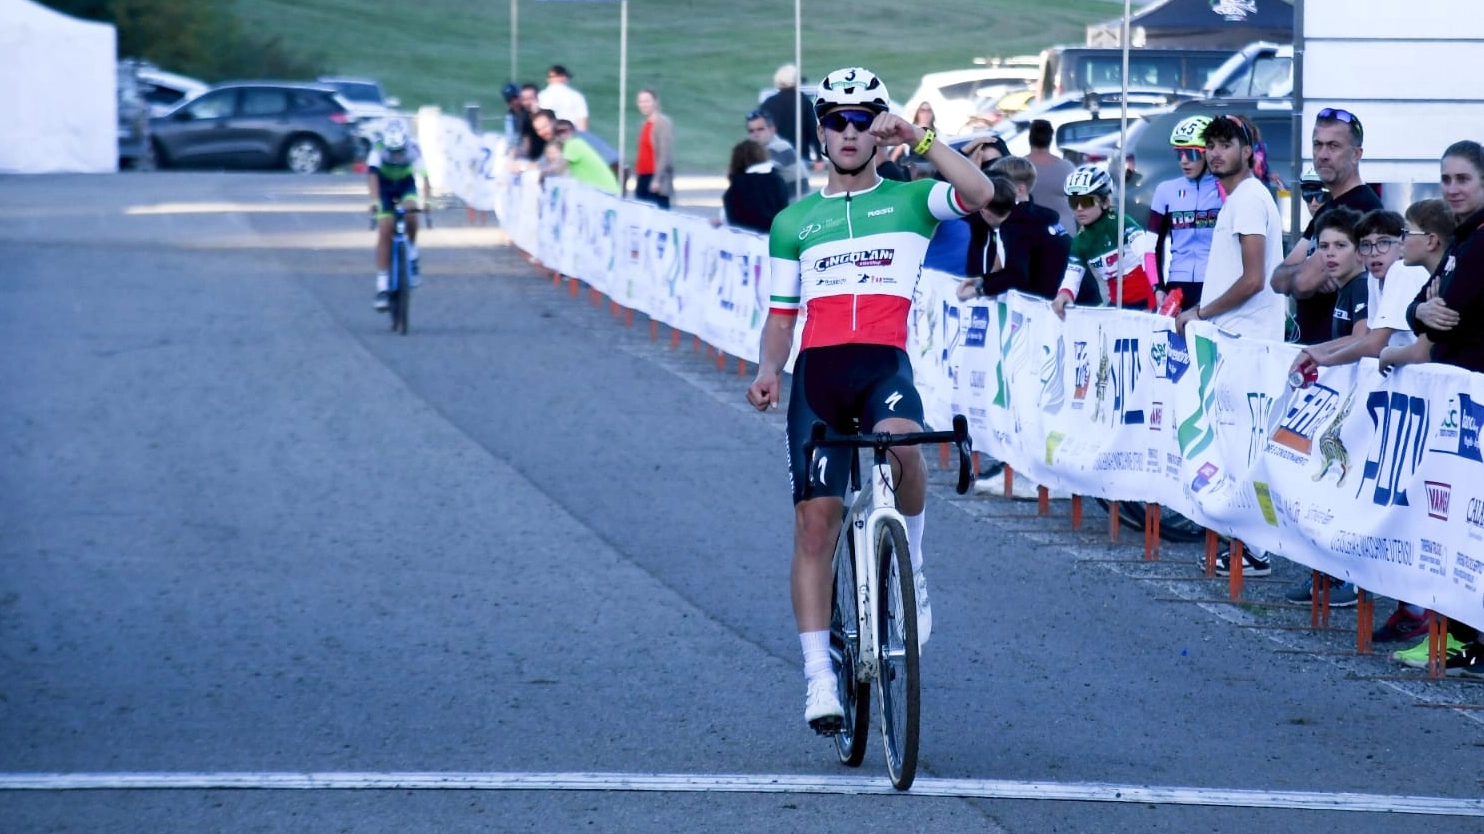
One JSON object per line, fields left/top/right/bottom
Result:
{"left": 744, "top": 66, "right": 993, "bottom": 734}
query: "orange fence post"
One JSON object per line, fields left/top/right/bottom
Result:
{"left": 624, "top": 308, "right": 634, "bottom": 327}
{"left": 1356, "top": 589, "right": 1374, "bottom": 654}
{"left": 737, "top": 357, "right": 748, "bottom": 377}
{"left": 650, "top": 320, "right": 658, "bottom": 340}
{"left": 1229, "top": 540, "right": 1246, "bottom": 600}
{"left": 670, "top": 327, "right": 681, "bottom": 349}
{"left": 1144, "top": 503, "right": 1161, "bottom": 561}
{"left": 569, "top": 278, "right": 580, "bottom": 298}
{"left": 1108, "top": 500, "right": 1120, "bottom": 542}
{"left": 1428, "top": 616, "right": 1449, "bottom": 678}
{"left": 1037, "top": 486, "right": 1049, "bottom": 516}
{"left": 1003, "top": 465, "right": 1014, "bottom": 500}
{"left": 694, "top": 335, "right": 702, "bottom": 353}
{"left": 941, "top": 445, "right": 951, "bottom": 471}
{"left": 716, "top": 350, "right": 726, "bottom": 371}
{"left": 1204, "top": 530, "right": 1218, "bottom": 577}
{"left": 971, "top": 451, "right": 980, "bottom": 479}
{"left": 552, "top": 271, "right": 561, "bottom": 286}
{"left": 1071, "top": 495, "right": 1083, "bottom": 530}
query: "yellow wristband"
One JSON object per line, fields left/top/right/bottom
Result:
{"left": 913, "top": 128, "right": 935, "bottom": 156}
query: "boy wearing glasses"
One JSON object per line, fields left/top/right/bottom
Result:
{"left": 1270, "top": 108, "right": 1383, "bottom": 345}
{"left": 744, "top": 66, "right": 993, "bottom": 734}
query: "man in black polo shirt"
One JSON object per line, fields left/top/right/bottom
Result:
{"left": 1269, "top": 108, "right": 1383, "bottom": 345}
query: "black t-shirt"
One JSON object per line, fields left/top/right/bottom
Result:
{"left": 1330, "top": 270, "right": 1368, "bottom": 339}
{"left": 1294, "top": 184, "right": 1384, "bottom": 344}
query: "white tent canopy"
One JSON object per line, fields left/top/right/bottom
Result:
{"left": 0, "top": 0, "right": 117, "bottom": 174}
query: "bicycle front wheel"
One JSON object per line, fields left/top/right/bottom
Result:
{"left": 830, "top": 527, "right": 869, "bottom": 767}
{"left": 875, "top": 518, "right": 919, "bottom": 790}
{"left": 391, "top": 239, "right": 411, "bottom": 335}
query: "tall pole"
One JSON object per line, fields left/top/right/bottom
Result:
{"left": 794, "top": 0, "right": 803, "bottom": 200}
{"left": 1114, "top": 0, "right": 1132, "bottom": 309}
{"left": 618, "top": 0, "right": 628, "bottom": 196}
{"left": 511, "top": 0, "right": 518, "bottom": 82}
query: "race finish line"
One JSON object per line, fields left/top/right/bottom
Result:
{"left": 2, "top": 772, "right": 1481, "bottom": 817}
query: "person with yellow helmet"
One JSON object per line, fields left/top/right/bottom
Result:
{"left": 1147, "top": 114, "right": 1223, "bottom": 313}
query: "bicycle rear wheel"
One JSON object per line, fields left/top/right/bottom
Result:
{"left": 830, "top": 526, "right": 869, "bottom": 767}
{"left": 875, "top": 518, "right": 919, "bottom": 790}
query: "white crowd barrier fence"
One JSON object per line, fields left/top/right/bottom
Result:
{"left": 435, "top": 136, "right": 1481, "bottom": 633}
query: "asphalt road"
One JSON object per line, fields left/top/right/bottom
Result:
{"left": 1, "top": 172, "right": 1481, "bottom": 833}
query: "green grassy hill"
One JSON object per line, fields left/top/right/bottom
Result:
{"left": 235, "top": 0, "right": 1123, "bottom": 173}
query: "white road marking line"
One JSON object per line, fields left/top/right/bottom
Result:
{"left": 1, "top": 772, "right": 1481, "bottom": 816}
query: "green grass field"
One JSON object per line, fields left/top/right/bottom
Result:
{"left": 235, "top": 0, "right": 1125, "bottom": 173}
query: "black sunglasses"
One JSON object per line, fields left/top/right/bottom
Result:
{"left": 821, "top": 109, "right": 875, "bottom": 133}
{"left": 1316, "top": 107, "right": 1364, "bottom": 143}
{"left": 1301, "top": 186, "right": 1327, "bottom": 201}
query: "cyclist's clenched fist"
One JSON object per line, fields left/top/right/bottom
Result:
{"left": 746, "top": 371, "right": 782, "bottom": 411}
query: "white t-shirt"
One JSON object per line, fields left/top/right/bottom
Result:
{"left": 1200, "top": 176, "right": 1286, "bottom": 341}
{"left": 1367, "top": 260, "right": 1432, "bottom": 348}
{"left": 538, "top": 83, "right": 589, "bottom": 124}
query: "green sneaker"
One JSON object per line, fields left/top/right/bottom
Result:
{"left": 1391, "top": 634, "right": 1465, "bottom": 669}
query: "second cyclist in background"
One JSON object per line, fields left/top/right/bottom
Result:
{"left": 1052, "top": 164, "right": 1160, "bottom": 318}
{"left": 368, "top": 118, "right": 430, "bottom": 312}
{"left": 744, "top": 66, "right": 993, "bottom": 734}
{"left": 1148, "top": 115, "right": 1222, "bottom": 313}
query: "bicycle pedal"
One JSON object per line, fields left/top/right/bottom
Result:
{"left": 809, "top": 716, "right": 843, "bottom": 736}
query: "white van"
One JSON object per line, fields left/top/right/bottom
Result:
{"left": 1203, "top": 42, "right": 1293, "bottom": 99}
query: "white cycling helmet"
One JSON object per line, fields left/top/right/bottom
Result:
{"left": 813, "top": 67, "right": 891, "bottom": 119}
{"left": 381, "top": 118, "right": 410, "bottom": 152}
{"left": 1064, "top": 164, "right": 1112, "bottom": 197}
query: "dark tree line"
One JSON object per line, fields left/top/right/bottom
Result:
{"left": 41, "top": 0, "right": 323, "bottom": 81}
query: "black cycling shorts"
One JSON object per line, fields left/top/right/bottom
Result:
{"left": 786, "top": 343, "right": 925, "bottom": 504}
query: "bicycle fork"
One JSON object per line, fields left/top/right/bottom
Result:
{"left": 849, "top": 458, "right": 903, "bottom": 685}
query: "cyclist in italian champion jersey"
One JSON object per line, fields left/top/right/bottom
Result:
{"left": 367, "top": 118, "right": 430, "bottom": 311}
{"left": 1148, "top": 115, "right": 1223, "bottom": 313}
{"left": 743, "top": 67, "right": 993, "bottom": 734}
{"left": 1051, "top": 164, "right": 1160, "bottom": 318}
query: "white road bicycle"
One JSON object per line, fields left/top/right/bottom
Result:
{"left": 803, "top": 415, "right": 973, "bottom": 791}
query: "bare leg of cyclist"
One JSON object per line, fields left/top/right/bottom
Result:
{"left": 374, "top": 216, "right": 393, "bottom": 309}
{"left": 793, "top": 497, "right": 844, "bottom": 732}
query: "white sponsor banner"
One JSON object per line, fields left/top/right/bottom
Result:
{"left": 491, "top": 177, "right": 1484, "bottom": 631}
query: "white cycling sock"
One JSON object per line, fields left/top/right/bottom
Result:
{"left": 409, "top": 243, "right": 419, "bottom": 261}
{"left": 800, "top": 630, "right": 832, "bottom": 680}
{"left": 904, "top": 511, "right": 924, "bottom": 572}
{"left": 375, "top": 271, "right": 389, "bottom": 292}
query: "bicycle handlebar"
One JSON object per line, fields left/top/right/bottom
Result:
{"left": 802, "top": 414, "right": 975, "bottom": 497}
{"left": 368, "top": 205, "right": 432, "bottom": 230}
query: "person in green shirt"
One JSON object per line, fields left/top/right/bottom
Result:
{"left": 529, "top": 109, "right": 619, "bottom": 194}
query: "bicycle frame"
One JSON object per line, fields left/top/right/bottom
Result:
{"left": 842, "top": 448, "right": 908, "bottom": 686}
{"left": 807, "top": 416, "right": 974, "bottom": 685}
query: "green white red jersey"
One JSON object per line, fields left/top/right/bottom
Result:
{"left": 767, "top": 177, "right": 971, "bottom": 350}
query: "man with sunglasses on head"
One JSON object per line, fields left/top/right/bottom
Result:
{"left": 744, "top": 67, "right": 993, "bottom": 734}
{"left": 1269, "top": 107, "right": 1383, "bottom": 345}
{"left": 1148, "top": 115, "right": 1223, "bottom": 313}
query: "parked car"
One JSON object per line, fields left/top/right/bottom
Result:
{"left": 1115, "top": 97, "right": 1296, "bottom": 234}
{"left": 150, "top": 82, "right": 357, "bottom": 173}
{"left": 1033, "top": 45, "right": 1237, "bottom": 102}
{"left": 900, "top": 57, "right": 1039, "bottom": 135}
{"left": 317, "top": 76, "right": 401, "bottom": 158}
{"left": 118, "top": 59, "right": 209, "bottom": 118}
{"left": 995, "top": 88, "right": 1191, "bottom": 155}
{"left": 1203, "top": 41, "right": 1292, "bottom": 99}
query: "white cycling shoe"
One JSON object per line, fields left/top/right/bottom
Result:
{"left": 804, "top": 675, "right": 844, "bottom": 735}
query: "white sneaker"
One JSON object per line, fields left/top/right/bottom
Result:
{"left": 804, "top": 675, "right": 843, "bottom": 734}
{"left": 974, "top": 473, "right": 1042, "bottom": 500}
{"left": 914, "top": 569, "right": 932, "bottom": 649}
